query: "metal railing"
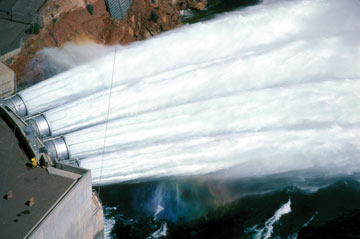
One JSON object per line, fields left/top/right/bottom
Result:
{"left": 105, "top": 0, "right": 132, "bottom": 20}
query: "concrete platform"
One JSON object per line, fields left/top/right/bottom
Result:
{"left": 0, "top": 116, "right": 75, "bottom": 239}
{"left": 0, "top": 19, "right": 27, "bottom": 56}
{"left": 0, "top": 0, "right": 46, "bottom": 23}
{"left": 0, "top": 0, "right": 46, "bottom": 55}
{"left": 0, "top": 61, "right": 16, "bottom": 97}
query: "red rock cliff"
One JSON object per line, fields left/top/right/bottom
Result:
{"left": 7, "top": 0, "right": 206, "bottom": 86}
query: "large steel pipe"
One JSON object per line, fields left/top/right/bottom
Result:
{"left": 3, "top": 94, "right": 27, "bottom": 117}
{"left": 26, "top": 114, "right": 51, "bottom": 138}
{"left": 44, "top": 137, "right": 70, "bottom": 161}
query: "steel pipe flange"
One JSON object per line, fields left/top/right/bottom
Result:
{"left": 44, "top": 137, "right": 70, "bottom": 161}
{"left": 26, "top": 114, "right": 51, "bottom": 138}
{"left": 3, "top": 94, "right": 27, "bottom": 117}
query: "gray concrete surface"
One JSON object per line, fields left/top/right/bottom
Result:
{"left": 0, "top": 0, "right": 46, "bottom": 23}
{"left": 28, "top": 170, "right": 104, "bottom": 239}
{"left": 0, "top": 61, "right": 15, "bottom": 97}
{"left": 0, "top": 115, "right": 75, "bottom": 239}
{"left": 0, "top": 19, "right": 27, "bottom": 56}
{"left": 0, "top": 107, "right": 104, "bottom": 239}
{"left": 0, "top": 0, "right": 46, "bottom": 55}
{"left": 105, "top": 0, "right": 131, "bottom": 20}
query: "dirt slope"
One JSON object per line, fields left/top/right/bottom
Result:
{"left": 6, "top": 0, "right": 206, "bottom": 87}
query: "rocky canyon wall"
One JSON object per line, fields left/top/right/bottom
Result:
{"left": 6, "top": 0, "right": 206, "bottom": 87}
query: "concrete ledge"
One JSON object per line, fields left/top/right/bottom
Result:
{"left": 0, "top": 47, "right": 20, "bottom": 62}
{"left": 0, "top": 10, "right": 11, "bottom": 20}
{"left": 0, "top": 61, "right": 15, "bottom": 97}
{"left": 11, "top": 11, "right": 34, "bottom": 24}
{"left": 47, "top": 166, "right": 82, "bottom": 180}
{"left": 0, "top": 19, "right": 27, "bottom": 55}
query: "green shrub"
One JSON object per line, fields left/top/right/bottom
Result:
{"left": 86, "top": 4, "right": 94, "bottom": 15}
{"left": 150, "top": 11, "right": 159, "bottom": 22}
{"left": 25, "top": 23, "right": 41, "bottom": 34}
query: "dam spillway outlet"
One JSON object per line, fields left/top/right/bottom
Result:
{"left": 26, "top": 114, "right": 51, "bottom": 138}
{"left": 3, "top": 94, "right": 27, "bottom": 117}
{"left": 1, "top": 0, "right": 359, "bottom": 185}
{"left": 44, "top": 137, "right": 70, "bottom": 161}
{"left": 0, "top": 105, "right": 104, "bottom": 238}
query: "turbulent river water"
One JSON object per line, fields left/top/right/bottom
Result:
{"left": 25, "top": 0, "right": 360, "bottom": 238}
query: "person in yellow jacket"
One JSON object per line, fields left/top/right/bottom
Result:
{"left": 31, "top": 157, "right": 38, "bottom": 168}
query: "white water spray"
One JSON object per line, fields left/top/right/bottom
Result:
{"left": 41, "top": 37, "right": 359, "bottom": 136}
{"left": 73, "top": 0, "right": 360, "bottom": 184}
{"left": 23, "top": 0, "right": 360, "bottom": 184}
{"left": 64, "top": 79, "right": 360, "bottom": 159}
{"left": 82, "top": 126, "right": 360, "bottom": 184}
{"left": 253, "top": 199, "right": 292, "bottom": 239}
{"left": 18, "top": 0, "right": 359, "bottom": 116}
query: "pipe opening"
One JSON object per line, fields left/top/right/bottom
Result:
{"left": 26, "top": 114, "right": 51, "bottom": 138}
{"left": 3, "top": 94, "right": 27, "bottom": 117}
{"left": 44, "top": 137, "right": 70, "bottom": 161}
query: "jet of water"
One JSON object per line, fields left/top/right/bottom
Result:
{"left": 23, "top": 0, "right": 360, "bottom": 184}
